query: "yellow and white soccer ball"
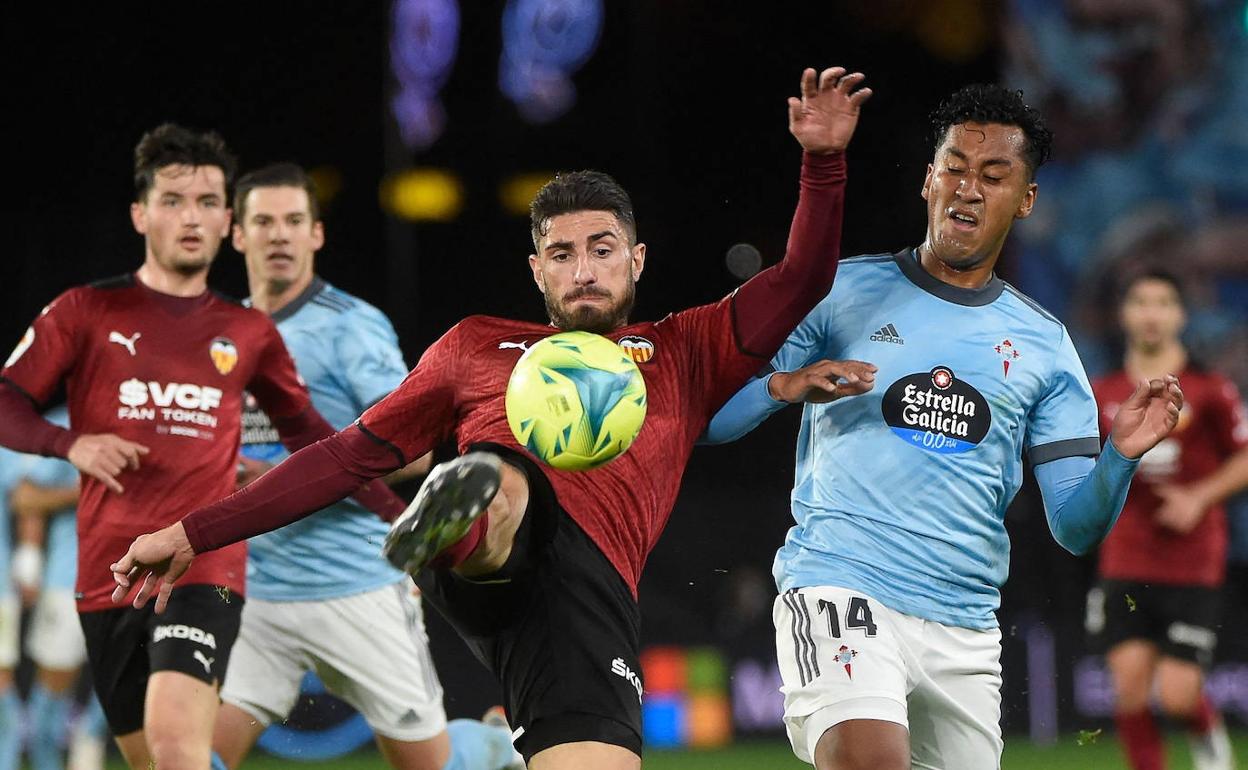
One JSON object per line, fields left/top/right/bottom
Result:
{"left": 505, "top": 331, "right": 647, "bottom": 471}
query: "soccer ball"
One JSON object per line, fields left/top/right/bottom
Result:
{"left": 505, "top": 331, "right": 648, "bottom": 471}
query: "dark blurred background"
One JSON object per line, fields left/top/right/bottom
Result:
{"left": 4, "top": 0, "right": 1246, "bottom": 751}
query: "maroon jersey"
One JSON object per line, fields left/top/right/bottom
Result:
{"left": 1095, "top": 367, "right": 1248, "bottom": 586}
{"left": 2, "top": 275, "right": 310, "bottom": 610}
{"left": 360, "top": 304, "right": 760, "bottom": 594}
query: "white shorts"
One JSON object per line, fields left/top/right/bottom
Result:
{"left": 774, "top": 586, "right": 1003, "bottom": 769}
{"left": 221, "top": 581, "right": 448, "bottom": 742}
{"left": 0, "top": 595, "right": 17, "bottom": 669}
{"left": 28, "top": 588, "right": 87, "bottom": 670}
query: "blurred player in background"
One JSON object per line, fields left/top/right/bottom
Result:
{"left": 8, "top": 406, "right": 108, "bottom": 770}
{"left": 111, "top": 66, "right": 868, "bottom": 770}
{"left": 1, "top": 446, "right": 27, "bottom": 770}
{"left": 1088, "top": 269, "right": 1248, "bottom": 770}
{"left": 703, "top": 84, "right": 1184, "bottom": 770}
{"left": 8, "top": 404, "right": 107, "bottom": 763}
{"left": 0, "top": 124, "right": 403, "bottom": 770}
{"left": 215, "top": 162, "right": 517, "bottom": 770}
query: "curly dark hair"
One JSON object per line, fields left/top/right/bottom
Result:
{"left": 530, "top": 170, "right": 636, "bottom": 249}
{"left": 930, "top": 84, "right": 1052, "bottom": 178}
{"left": 133, "top": 123, "right": 237, "bottom": 202}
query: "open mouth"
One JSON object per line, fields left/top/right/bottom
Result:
{"left": 948, "top": 209, "right": 978, "bottom": 230}
{"left": 267, "top": 252, "right": 295, "bottom": 265}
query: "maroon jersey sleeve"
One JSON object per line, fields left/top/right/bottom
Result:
{"left": 1209, "top": 375, "right": 1248, "bottom": 455}
{"left": 730, "top": 151, "right": 846, "bottom": 358}
{"left": 356, "top": 321, "right": 464, "bottom": 464}
{"left": 3, "top": 289, "right": 84, "bottom": 403}
{"left": 245, "top": 320, "right": 312, "bottom": 422}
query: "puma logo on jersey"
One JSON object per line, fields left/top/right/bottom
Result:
{"left": 193, "top": 650, "right": 215, "bottom": 674}
{"left": 108, "top": 331, "right": 141, "bottom": 356}
{"left": 498, "top": 341, "right": 530, "bottom": 352}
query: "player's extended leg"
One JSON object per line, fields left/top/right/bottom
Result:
{"left": 211, "top": 702, "right": 267, "bottom": 770}
{"left": 143, "top": 671, "right": 220, "bottom": 770}
{"left": 1155, "top": 657, "right": 1233, "bottom": 770}
{"left": 384, "top": 452, "right": 530, "bottom": 577}
{"left": 1107, "top": 639, "right": 1163, "bottom": 770}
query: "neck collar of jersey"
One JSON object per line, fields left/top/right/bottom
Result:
{"left": 269, "top": 276, "right": 326, "bottom": 323}
{"left": 894, "top": 248, "right": 1003, "bottom": 307}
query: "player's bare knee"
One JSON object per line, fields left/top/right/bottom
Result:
{"left": 145, "top": 735, "right": 207, "bottom": 770}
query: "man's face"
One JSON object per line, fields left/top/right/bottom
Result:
{"left": 232, "top": 186, "right": 323, "bottom": 294}
{"left": 1120, "top": 278, "right": 1184, "bottom": 352}
{"left": 921, "top": 122, "right": 1037, "bottom": 271}
{"left": 528, "top": 211, "right": 645, "bottom": 334}
{"left": 130, "top": 165, "right": 230, "bottom": 275}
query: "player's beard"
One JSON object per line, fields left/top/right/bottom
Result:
{"left": 155, "top": 246, "right": 213, "bottom": 277}
{"left": 546, "top": 276, "right": 636, "bottom": 334}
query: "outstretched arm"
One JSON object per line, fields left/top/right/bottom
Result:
{"left": 732, "top": 67, "right": 871, "bottom": 358}
{"left": 703, "top": 359, "right": 876, "bottom": 444}
{"left": 1039, "top": 375, "right": 1183, "bottom": 554}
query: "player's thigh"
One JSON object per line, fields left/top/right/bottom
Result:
{"left": 212, "top": 702, "right": 270, "bottom": 770}
{"left": 0, "top": 593, "right": 18, "bottom": 672}
{"left": 813, "top": 719, "right": 909, "bottom": 770}
{"left": 307, "top": 583, "right": 449, "bottom": 742}
{"left": 1156, "top": 583, "right": 1220, "bottom": 670}
{"left": 218, "top": 597, "right": 309, "bottom": 727}
{"left": 28, "top": 588, "right": 88, "bottom": 672}
{"left": 144, "top": 670, "right": 219, "bottom": 764}
{"left": 528, "top": 741, "right": 640, "bottom": 770}
{"left": 773, "top": 586, "right": 912, "bottom": 766}
{"left": 79, "top": 607, "right": 151, "bottom": 737}
{"left": 375, "top": 731, "right": 450, "bottom": 770}
{"left": 1154, "top": 656, "right": 1204, "bottom": 716}
{"left": 907, "top": 624, "right": 1003, "bottom": 770}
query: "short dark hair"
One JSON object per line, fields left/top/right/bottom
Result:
{"left": 1119, "top": 267, "right": 1187, "bottom": 308}
{"left": 133, "top": 123, "right": 237, "bottom": 202}
{"left": 529, "top": 170, "right": 636, "bottom": 249}
{"left": 930, "top": 84, "right": 1053, "bottom": 178}
{"left": 233, "top": 162, "right": 321, "bottom": 223}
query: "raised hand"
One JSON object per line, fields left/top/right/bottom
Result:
{"left": 110, "top": 521, "right": 194, "bottom": 613}
{"left": 788, "top": 66, "right": 873, "bottom": 154}
{"left": 1153, "top": 483, "right": 1206, "bottom": 534}
{"left": 67, "top": 433, "right": 150, "bottom": 494}
{"left": 1109, "top": 375, "right": 1184, "bottom": 459}
{"left": 768, "top": 360, "right": 878, "bottom": 404}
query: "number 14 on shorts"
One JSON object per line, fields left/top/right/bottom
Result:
{"left": 778, "top": 588, "right": 881, "bottom": 687}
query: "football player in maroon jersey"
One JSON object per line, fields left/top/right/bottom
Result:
{"left": 0, "top": 124, "right": 401, "bottom": 770}
{"left": 1089, "top": 269, "right": 1248, "bottom": 770}
{"left": 112, "top": 67, "right": 872, "bottom": 770}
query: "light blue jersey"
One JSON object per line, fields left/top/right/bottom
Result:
{"left": 21, "top": 407, "right": 79, "bottom": 591}
{"left": 241, "top": 278, "right": 408, "bottom": 601}
{"left": 708, "top": 250, "right": 1101, "bottom": 630}
{"left": 0, "top": 448, "right": 22, "bottom": 598}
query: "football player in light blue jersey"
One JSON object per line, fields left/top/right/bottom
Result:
{"left": 0, "top": 446, "right": 25, "bottom": 770}
{"left": 705, "top": 85, "right": 1184, "bottom": 770}
{"left": 214, "top": 163, "right": 518, "bottom": 770}
{"left": 4, "top": 407, "right": 107, "bottom": 770}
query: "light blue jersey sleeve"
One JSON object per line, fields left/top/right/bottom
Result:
{"left": 1024, "top": 326, "right": 1100, "bottom": 464}
{"left": 332, "top": 303, "right": 409, "bottom": 410}
{"left": 703, "top": 293, "right": 835, "bottom": 444}
{"left": 1035, "top": 446, "right": 1138, "bottom": 554}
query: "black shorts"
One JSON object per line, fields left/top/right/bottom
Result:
{"left": 1086, "top": 578, "right": 1221, "bottom": 667}
{"left": 79, "top": 583, "right": 243, "bottom": 735}
{"left": 417, "top": 443, "right": 643, "bottom": 762}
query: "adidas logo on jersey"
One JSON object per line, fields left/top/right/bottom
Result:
{"left": 869, "top": 323, "right": 904, "bottom": 345}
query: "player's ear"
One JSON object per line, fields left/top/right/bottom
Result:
{"left": 529, "top": 254, "right": 545, "bottom": 294}
{"left": 311, "top": 220, "right": 325, "bottom": 251}
{"left": 231, "top": 224, "right": 245, "bottom": 252}
{"left": 920, "top": 164, "right": 934, "bottom": 202}
{"left": 1014, "top": 182, "right": 1037, "bottom": 220}
{"left": 630, "top": 242, "right": 646, "bottom": 283}
{"left": 130, "top": 201, "right": 148, "bottom": 235}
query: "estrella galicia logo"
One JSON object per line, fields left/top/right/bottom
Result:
{"left": 881, "top": 367, "right": 991, "bottom": 454}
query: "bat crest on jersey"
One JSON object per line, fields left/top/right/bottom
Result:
{"left": 881, "top": 367, "right": 992, "bottom": 454}
{"left": 617, "top": 335, "right": 654, "bottom": 364}
{"left": 210, "top": 337, "right": 238, "bottom": 375}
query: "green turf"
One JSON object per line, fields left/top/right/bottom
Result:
{"left": 92, "top": 731, "right": 1248, "bottom": 769}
